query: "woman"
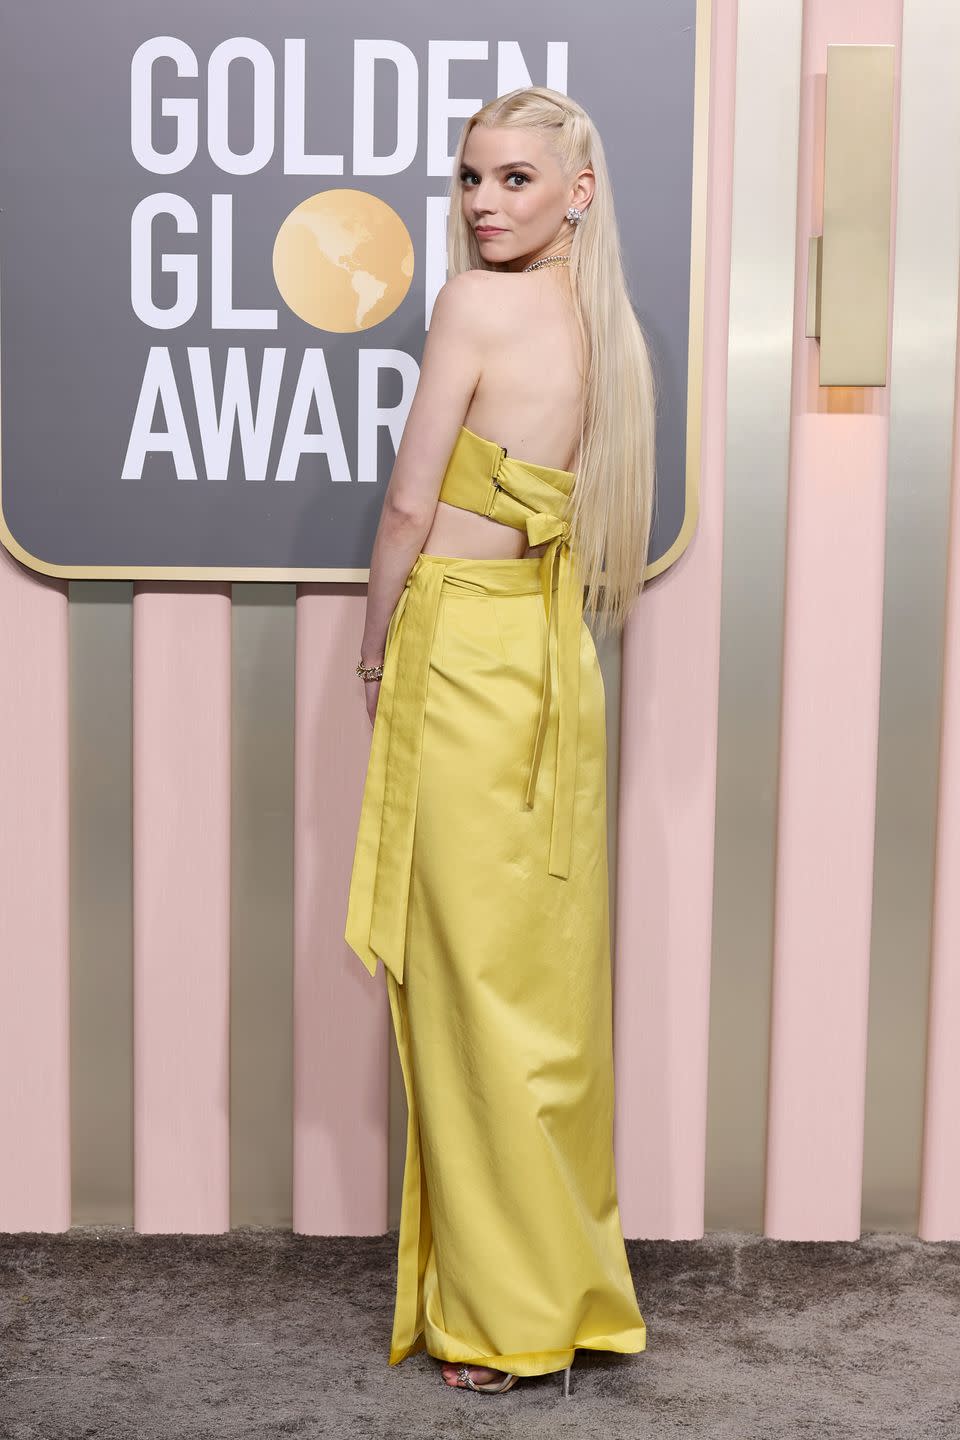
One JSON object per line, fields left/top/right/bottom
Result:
{"left": 344, "top": 85, "right": 657, "bottom": 1398}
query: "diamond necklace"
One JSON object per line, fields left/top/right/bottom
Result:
{"left": 522, "top": 254, "right": 571, "bottom": 273}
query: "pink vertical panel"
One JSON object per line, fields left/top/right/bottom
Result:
{"left": 615, "top": 0, "right": 736, "bottom": 1239}
{"left": 767, "top": 423, "right": 888, "bottom": 1237}
{"left": 765, "top": 1, "right": 900, "bottom": 1240}
{"left": 921, "top": 326, "right": 960, "bottom": 1241}
{"left": 293, "top": 587, "right": 389, "bottom": 1236}
{"left": 0, "top": 550, "right": 70, "bottom": 1232}
{"left": 133, "top": 586, "right": 231, "bottom": 1233}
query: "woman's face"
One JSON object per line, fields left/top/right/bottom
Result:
{"left": 459, "top": 125, "right": 592, "bottom": 271}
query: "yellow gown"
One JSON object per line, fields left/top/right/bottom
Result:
{"left": 344, "top": 423, "right": 647, "bottom": 1377}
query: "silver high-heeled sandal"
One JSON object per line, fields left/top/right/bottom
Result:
{"left": 454, "top": 1364, "right": 518, "bottom": 1393}
{"left": 450, "top": 1358, "right": 573, "bottom": 1396}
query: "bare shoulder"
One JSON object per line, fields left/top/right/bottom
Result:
{"left": 430, "top": 269, "right": 526, "bottom": 342}
{"left": 459, "top": 268, "right": 528, "bottom": 310}
{"left": 430, "top": 268, "right": 490, "bottom": 317}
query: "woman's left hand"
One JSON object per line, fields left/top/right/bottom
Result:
{"left": 364, "top": 678, "right": 381, "bottom": 727}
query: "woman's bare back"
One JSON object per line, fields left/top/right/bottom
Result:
{"left": 421, "top": 269, "right": 584, "bottom": 561}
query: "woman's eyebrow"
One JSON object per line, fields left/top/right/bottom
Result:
{"left": 460, "top": 161, "right": 541, "bottom": 173}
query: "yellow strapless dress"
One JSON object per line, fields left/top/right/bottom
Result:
{"left": 344, "top": 423, "right": 647, "bottom": 1377}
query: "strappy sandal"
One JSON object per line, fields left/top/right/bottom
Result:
{"left": 453, "top": 1364, "right": 518, "bottom": 1393}
{"left": 449, "top": 1361, "right": 574, "bottom": 1396}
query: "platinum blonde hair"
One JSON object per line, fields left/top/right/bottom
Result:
{"left": 448, "top": 85, "right": 659, "bottom": 638}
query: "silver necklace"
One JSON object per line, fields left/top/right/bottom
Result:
{"left": 522, "top": 254, "right": 571, "bottom": 273}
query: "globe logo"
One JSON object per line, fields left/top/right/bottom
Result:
{"left": 272, "top": 189, "right": 415, "bottom": 333}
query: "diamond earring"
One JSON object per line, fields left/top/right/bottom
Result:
{"left": 566, "top": 206, "right": 582, "bottom": 225}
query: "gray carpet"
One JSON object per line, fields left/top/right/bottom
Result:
{"left": 1, "top": 1227, "right": 957, "bottom": 1439}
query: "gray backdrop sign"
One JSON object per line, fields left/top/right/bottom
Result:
{"left": 0, "top": 0, "right": 702, "bottom": 580}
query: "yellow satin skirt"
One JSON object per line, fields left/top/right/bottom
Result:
{"left": 345, "top": 552, "right": 647, "bottom": 1377}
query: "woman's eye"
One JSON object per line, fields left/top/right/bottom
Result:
{"left": 459, "top": 172, "right": 529, "bottom": 187}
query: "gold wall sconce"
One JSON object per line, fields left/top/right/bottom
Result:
{"left": 806, "top": 44, "right": 895, "bottom": 386}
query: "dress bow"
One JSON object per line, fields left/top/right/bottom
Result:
{"left": 525, "top": 512, "right": 571, "bottom": 548}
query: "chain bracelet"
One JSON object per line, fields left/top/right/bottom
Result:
{"left": 357, "top": 657, "right": 384, "bottom": 681}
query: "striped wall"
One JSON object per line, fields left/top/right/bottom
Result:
{"left": 3, "top": 0, "right": 960, "bottom": 1242}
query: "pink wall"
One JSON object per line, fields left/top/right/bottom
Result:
{"left": 0, "top": 551, "right": 70, "bottom": 1231}
{"left": 294, "top": 587, "right": 390, "bottom": 1236}
{"left": 132, "top": 586, "right": 232, "bottom": 1233}
{"left": 765, "top": 2, "right": 902, "bottom": 1239}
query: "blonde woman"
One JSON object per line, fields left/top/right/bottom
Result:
{"left": 345, "top": 85, "right": 657, "bottom": 1399}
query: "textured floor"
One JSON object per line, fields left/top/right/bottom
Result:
{"left": 1, "top": 1227, "right": 958, "bottom": 1439}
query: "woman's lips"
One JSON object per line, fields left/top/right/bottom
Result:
{"left": 476, "top": 227, "right": 505, "bottom": 236}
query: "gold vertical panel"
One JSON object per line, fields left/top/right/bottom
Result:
{"left": 817, "top": 45, "right": 895, "bottom": 385}
{"left": 69, "top": 581, "right": 134, "bottom": 1225}
{"left": 864, "top": 1, "right": 960, "bottom": 1234}
{"left": 230, "top": 584, "right": 296, "bottom": 1227}
{"left": 706, "top": 0, "right": 803, "bottom": 1232}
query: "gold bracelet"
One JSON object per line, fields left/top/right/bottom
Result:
{"left": 356, "top": 657, "right": 384, "bottom": 681}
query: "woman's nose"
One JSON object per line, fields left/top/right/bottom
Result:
{"left": 471, "top": 180, "right": 499, "bottom": 209}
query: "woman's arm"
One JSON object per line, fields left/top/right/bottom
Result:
{"left": 359, "top": 271, "right": 489, "bottom": 671}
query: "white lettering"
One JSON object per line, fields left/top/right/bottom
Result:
{"left": 130, "top": 38, "right": 199, "bottom": 175}
{"left": 210, "top": 194, "right": 278, "bottom": 329}
{"left": 122, "top": 348, "right": 427, "bottom": 483}
{"left": 283, "top": 40, "right": 344, "bottom": 175}
{"left": 188, "top": 347, "right": 285, "bottom": 481}
{"left": 426, "top": 40, "right": 486, "bottom": 176}
{"left": 353, "top": 41, "right": 419, "bottom": 176}
{"left": 357, "top": 350, "right": 419, "bottom": 481}
{"left": 130, "top": 193, "right": 198, "bottom": 328}
{"left": 207, "top": 38, "right": 276, "bottom": 176}
{"left": 122, "top": 346, "right": 197, "bottom": 479}
{"left": 275, "top": 350, "right": 350, "bottom": 483}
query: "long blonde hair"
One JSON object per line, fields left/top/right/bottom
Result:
{"left": 448, "top": 86, "right": 659, "bottom": 639}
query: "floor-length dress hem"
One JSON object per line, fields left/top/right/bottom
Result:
{"left": 388, "top": 1330, "right": 644, "bottom": 1376}
{"left": 389, "top": 1329, "right": 646, "bottom": 1377}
